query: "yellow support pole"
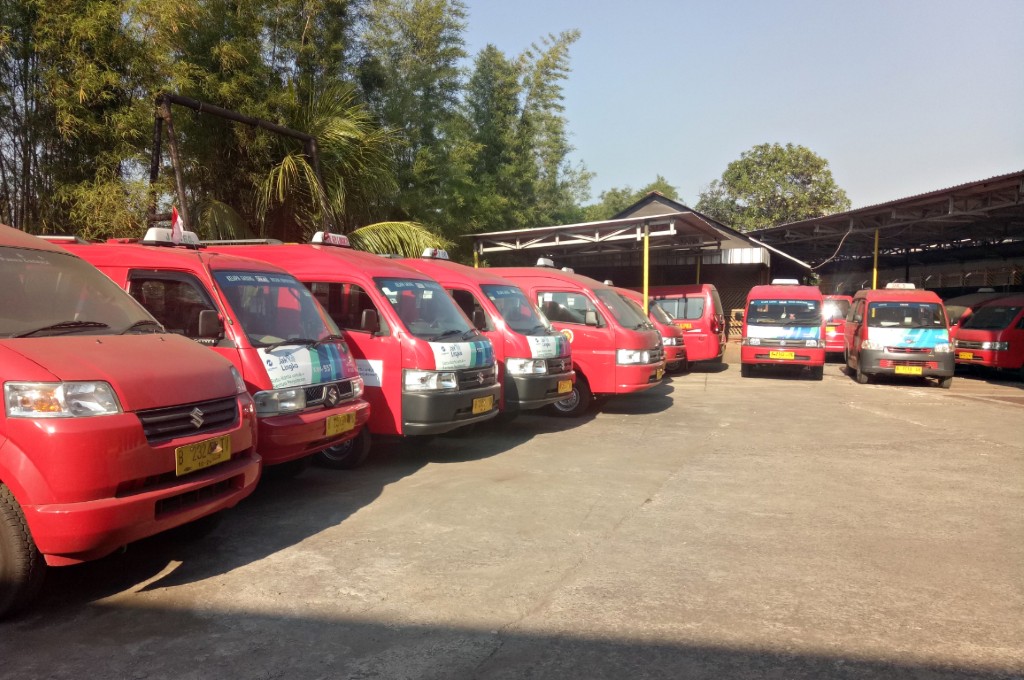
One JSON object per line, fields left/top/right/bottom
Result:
{"left": 872, "top": 229, "right": 879, "bottom": 289}
{"left": 696, "top": 254, "right": 701, "bottom": 284}
{"left": 473, "top": 248, "right": 479, "bottom": 269}
{"left": 643, "top": 224, "right": 650, "bottom": 314}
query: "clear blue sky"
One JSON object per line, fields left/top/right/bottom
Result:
{"left": 461, "top": 0, "right": 1024, "bottom": 209}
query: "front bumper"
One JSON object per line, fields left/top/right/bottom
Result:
{"left": 858, "top": 348, "right": 955, "bottom": 378}
{"left": 257, "top": 398, "right": 371, "bottom": 466}
{"left": 401, "top": 383, "right": 501, "bottom": 435}
{"left": 741, "top": 345, "right": 825, "bottom": 367}
{"left": 504, "top": 370, "right": 576, "bottom": 412}
{"left": 614, "top": 362, "right": 666, "bottom": 395}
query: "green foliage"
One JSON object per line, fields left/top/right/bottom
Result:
{"left": 584, "top": 175, "right": 682, "bottom": 221}
{"left": 696, "top": 143, "right": 851, "bottom": 231}
{"left": 347, "top": 220, "right": 451, "bottom": 256}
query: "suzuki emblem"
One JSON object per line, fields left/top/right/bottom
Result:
{"left": 477, "top": 372, "right": 485, "bottom": 385}
{"left": 190, "top": 407, "right": 205, "bottom": 429}
{"left": 325, "top": 385, "right": 340, "bottom": 407}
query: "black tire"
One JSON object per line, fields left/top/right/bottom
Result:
{"left": 811, "top": 365, "right": 824, "bottom": 381}
{"left": 855, "top": 361, "right": 869, "bottom": 384}
{"left": 938, "top": 376, "right": 953, "bottom": 389}
{"left": 0, "top": 484, "right": 46, "bottom": 619}
{"left": 740, "top": 364, "right": 752, "bottom": 378}
{"left": 549, "top": 375, "right": 592, "bottom": 417}
{"left": 315, "top": 429, "right": 371, "bottom": 470}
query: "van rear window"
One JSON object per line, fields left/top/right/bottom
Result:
{"left": 654, "top": 297, "right": 705, "bottom": 320}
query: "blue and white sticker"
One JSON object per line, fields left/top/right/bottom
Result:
{"left": 258, "top": 342, "right": 357, "bottom": 389}
{"left": 746, "top": 325, "right": 821, "bottom": 341}
{"left": 430, "top": 339, "right": 494, "bottom": 370}
{"left": 867, "top": 327, "right": 949, "bottom": 348}
{"left": 527, "top": 334, "right": 569, "bottom": 359}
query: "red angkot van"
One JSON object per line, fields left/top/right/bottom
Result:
{"left": 401, "top": 252, "right": 576, "bottom": 415}
{"left": 741, "top": 280, "right": 826, "bottom": 380}
{"left": 823, "top": 295, "right": 854, "bottom": 356}
{"left": 489, "top": 261, "right": 665, "bottom": 416}
{"left": 952, "top": 294, "right": 1024, "bottom": 379}
{"left": 203, "top": 234, "right": 501, "bottom": 438}
{"left": 58, "top": 229, "right": 371, "bottom": 471}
{"left": 1, "top": 224, "right": 260, "bottom": 617}
{"left": 616, "top": 288, "right": 688, "bottom": 372}
{"left": 646, "top": 284, "right": 726, "bottom": 363}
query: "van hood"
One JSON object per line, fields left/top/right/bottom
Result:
{"left": 2, "top": 334, "right": 237, "bottom": 411}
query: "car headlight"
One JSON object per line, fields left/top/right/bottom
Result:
{"left": 861, "top": 339, "right": 884, "bottom": 350}
{"left": 805, "top": 339, "right": 824, "bottom": 348}
{"left": 228, "top": 366, "right": 248, "bottom": 394}
{"left": 982, "top": 341, "right": 1009, "bottom": 351}
{"left": 661, "top": 337, "right": 678, "bottom": 346}
{"left": 933, "top": 342, "right": 952, "bottom": 353}
{"left": 742, "top": 337, "right": 761, "bottom": 346}
{"left": 253, "top": 387, "right": 306, "bottom": 415}
{"left": 352, "top": 375, "right": 365, "bottom": 398}
{"left": 616, "top": 349, "right": 651, "bottom": 365}
{"left": 506, "top": 358, "right": 547, "bottom": 375}
{"left": 403, "top": 369, "right": 458, "bottom": 392}
{"left": 4, "top": 381, "right": 122, "bottom": 418}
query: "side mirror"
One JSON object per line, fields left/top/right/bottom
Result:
{"left": 360, "top": 308, "right": 380, "bottom": 334}
{"left": 585, "top": 310, "right": 599, "bottom": 327}
{"left": 472, "top": 308, "right": 487, "bottom": 330}
{"left": 197, "top": 310, "right": 223, "bottom": 339}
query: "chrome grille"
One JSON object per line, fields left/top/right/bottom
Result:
{"left": 955, "top": 340, "right": 984, "bottom": 350}
{"left": 546, "top": 357, "right": 572, "bottom": 374}
{"left": 137, "top": 396, "right": 238, "bottom": 444}
{"left": 649, "top": 346, "right": 665, "bottom": 364}
{"left": 457, "top": 366, "right": 497, "bottom": 390}
{"left": 304, "top": 379, "right": 356, "bottom": 407}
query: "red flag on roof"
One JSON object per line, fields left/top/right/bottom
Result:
{"left": 170, "top": 206, "right": 182, "bottom": 245}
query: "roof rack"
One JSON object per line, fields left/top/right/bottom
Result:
{"left": 201, "top": 238, "right": 284, "bottom": 246}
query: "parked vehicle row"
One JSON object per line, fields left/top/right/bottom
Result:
{"left": 1, "top": 226, "right": 672, "bottom": 618}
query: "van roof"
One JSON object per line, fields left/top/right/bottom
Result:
{"left": 61, "top": 241, "right": 288, "bottom": 275}
{"left": 853, "top": 287, "right": 943, "bottom": 303}
{"left": 748, "top": 283, "right": 823, "bottom": 300}
{"left": 1, "top": 223, "right": 72, "bottom": 254}
{"left": 203, "top": 243, "right": 434, "bottom": 283}
{"left": 400, "top": 257, "right": 515, "bottom": 287}
{"left": 488, "top": 266, "right": 610, "bottom": 292}
{"left": 646, "top": 284, "right": 717, "bottom": 297}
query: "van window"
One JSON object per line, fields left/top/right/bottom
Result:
{"left": 647, "top": 301, "right": 675, "bottom": 325}
{"left": 747, "top": 299, "right": 821, "bottom": 326}
{"left": 711, "top": 289, "right": 724, "bottom": 317}
{"left": 823, "top": 299, "right": 850, "bottom": 322}
{"left": 307, "top": 282, "right": 390, "bottom": 335}
{"left": 449, "top": 288, "right": 492, "bottom": 331}
{"left": 867, "top": 302, "right": 944, "bottom": 329}
{"left": 215, "top": 270, "right": 340, "bottom": 346}
{"left": 655, "top": 297, "right": 705, "bottom": 320}
{"left": 537, "top": 291, "right": 600, "bottom": 326}
{"left": 376, "top": 277, "right": 474, "bottom": 340}
{"left": 481, "top": 284, "right": 549, "bottom": 335}
{"left": 128, "top": 274, "right": 217, "bottom": 338}
{"left": 1, "top": 247, "right": 150, "bottom": 337}
{"left": 960, "top": 304, "right": 1022, "bottom": 331}
{"left": 596, "top": 289, "right": 649, "bottom": 328}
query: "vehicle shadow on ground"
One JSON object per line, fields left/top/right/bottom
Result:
{"left": 1, "top": 605, "right": 1015, "bottom": 680}
{"left": 741, "top": 366, "right": 825, "bottom": 382}
{"left": 596, "top": 380, "right": 675, "bottom": 415}
{"left": 954, "top": 367, "right": 1024, "bottom": 390}
{"left": 26, "top": 413, "right": 587, "bottom": 615}
{"left": 684, "top": 360, "right": 730, "bottom": 374}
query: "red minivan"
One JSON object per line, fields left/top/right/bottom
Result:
{"left": 616, "top": 288, "right": 688, "bottom": 373}
{"left": 952, "top": 294, "right": 1024, "bottom": 380}
{"left": 401, "top": 252, "right": 576, "bottom": 415}
{"left": 823, "top": 295, "right": 854, "bottom": 356}
{"left": 490, "top": 261, "right": 666, "bottom": 416}
{"left": 203, "top": 234, "right": 501, "bottom": 438}
{"left": 1, "top": 224, "right": 260, "bottom": 617}
{"left": 646, "top": 284, "right": 726, "bottom": 363}
{"left": 741, "top": 280, "right": 825, "bottom": 380}
{"left": 58, "top": 229, "right": 371, "bottom": 471}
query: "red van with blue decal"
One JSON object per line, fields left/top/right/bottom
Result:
{"left": 844, "top": 283, "right": 954, "bottom": 388}
{"left": 401, "top": 252, "right": 576, "bottom": 415}
{"left": 1, "top": 224, "right": 260, "bottom": 618}
{"left": 202, "top": 234, "right": 501, "bottom": 438}
{"left": 741, "top": 280, "right": 825, "bottom": 380}
{"left": 55, "top": 229, "right": 371, "bottom": 470}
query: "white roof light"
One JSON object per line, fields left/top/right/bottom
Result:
{"left": 142, "top": 227, "right": 201, "bottom": 247}
{"left": 603, "top": 280, "right": 614, "bottom": 285}
{"left": 311, "top": 231, "right": 351, "bottom": 248}
{"left": 560, "top": 267, "right": 575, "bottom": 274}
{"left": 771, "top": 278, "right": 800, "bottom": 285}
{"left": 421, "top": 247, "right": 449, "bottom": 259}
{"left": 885, "top": 282, "right": 916, "bottom": 289}
{"left": 536, "top": 257, "right": 555, "bottom": 268}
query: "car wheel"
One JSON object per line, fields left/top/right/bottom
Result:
{"left": 855, "top": 362, "right": 870, "bottom": 384}
{"left": 0, "top": 484, "right": 46, "bottom": 620}
{"left": 315, "top": 428, "right": 371, "bottom": 470}
{"left": 549, "top": 375, "right": 592, "bottom": 417}
{"left": 811, "top": 366, "right": 824, "bottom": 381}
{"left": 740, "top": 364, "right": 752, "bottom": 377}
{"left": 938, "top": 376, "right": 953, "bottom": 389}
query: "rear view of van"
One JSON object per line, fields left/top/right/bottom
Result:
{"left": 647, "top": 284, "right": 725, "bottom": 363}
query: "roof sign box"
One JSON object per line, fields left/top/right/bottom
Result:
{"left": 536, "top": 257, "right": 555, "bottom": 268}
{"left": 771, "top": 278, "right": 800, "bottom": 285}
{"left": 142, "top": 227, "right": 201, "bottom": 247}
{"left": 311, "top": 231, "right": 351, "bottom": 248}
{"left": 560, "top": 267, "right": 575, "bottom": 274}
{"left": 421, "top": 248, "right": 449, "bottom": 260}
{"left": 885, "top": 282, "right": 916, "bottom": 289}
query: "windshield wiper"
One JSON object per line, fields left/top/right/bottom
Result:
{"left": 427, "top": 328, "right": 467, "bottom": 342}
{"left": 121, "top": 319, "right": 164, "bottom": 334}
{"left": 263, "top": 337, "right": 318, "bottom": 351}
{"left": 15, "top": 320, "right": 110, "bottom": 338}
{"left": 313, "top": 334, "right": 347, "bottom": 347}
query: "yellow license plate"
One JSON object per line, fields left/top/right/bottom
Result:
{"left": 676, "top": 322, "right": 693, "bottom": 330}
{"left": 557, "top": 379, "right": 573, "bottom": 394}
{"left": 895, "top": 365, "right": 923, "bottom": 375}
{"left": 826, "top": 326, "right": 837, "bottom": 333}
{"left": 957, "top": 351, "right": 974, "bottom": 360}
{"left": 175, "top": 435, "right": 231, "bottom": 477}
{"left": 472, "top": 395, "right": 493, "bottom": 414}
{"left": 656, "top": 367, "right": 665, "bottom": 380}
{"left": 326, "top": 412, "right": 357, "bottom": 437}
{"left": 769, "top": 350, "right": 795, "bottom": 360}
